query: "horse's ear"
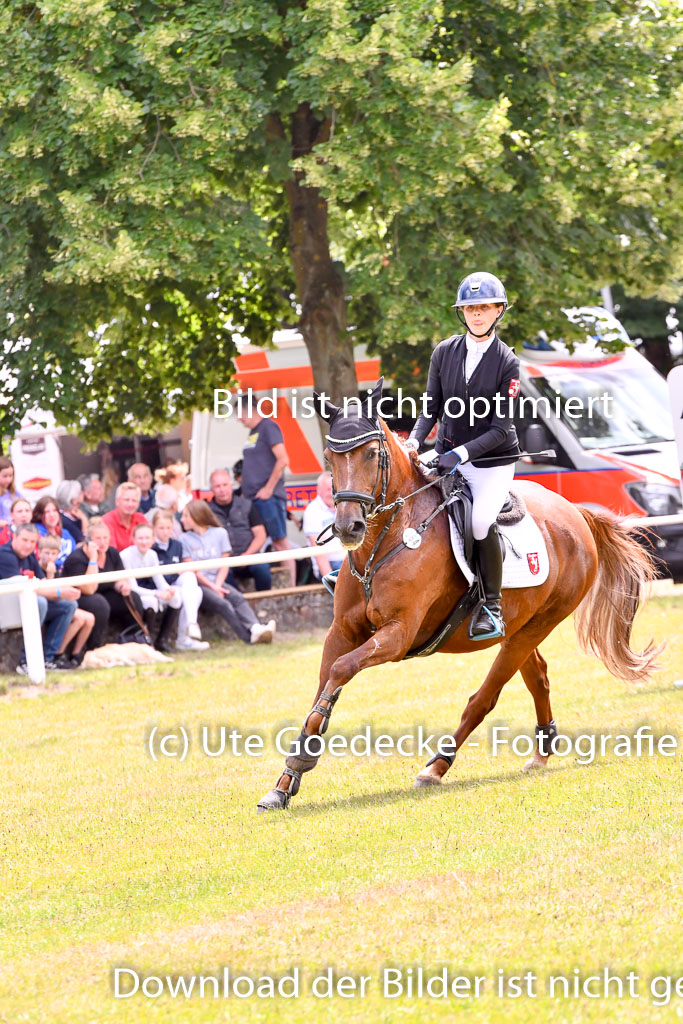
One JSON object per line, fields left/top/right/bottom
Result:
{"left": 363, "top": 377, "right": 384, "bottom": 418}
{"left": 313, "top": 390, "right": 340, "bottom": 423}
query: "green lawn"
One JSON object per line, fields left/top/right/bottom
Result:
{"left": 1, "top": 596, "right": 681, "bottom": 1023}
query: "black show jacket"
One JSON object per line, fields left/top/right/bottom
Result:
{"left": 410, "top": 333, "right": 522, "bottom": 467}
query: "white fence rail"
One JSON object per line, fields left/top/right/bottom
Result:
{"left": 0, "top": 542, "right": 343, "bottom": 684}
{"left": 2, "top": 513, "right": 683, "bottom": 685}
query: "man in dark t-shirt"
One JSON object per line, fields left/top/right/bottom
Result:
{"left": 0, "top": 524, "right": 78, "bottom": 669}
{"left": 238, "top": 410, "right": 295, "bottom": 586}
{"left": 208, "top": 469, "right": 270, "bottom": 591}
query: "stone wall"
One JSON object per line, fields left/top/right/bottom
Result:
{"left": 0, "top": 586, "right": 333, "bottom": 681}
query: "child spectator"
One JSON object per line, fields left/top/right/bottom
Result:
{"left": 152, "top": 509, "right": 208, "bottom": 651}
{"left": 180, "top": 500, "right": 275, "bottom": 645}
{"left": 120, "top": 523, "right": 182, "bottom": 652}
{"left": 38, "top": 535, "right": 94, "bottom": 666}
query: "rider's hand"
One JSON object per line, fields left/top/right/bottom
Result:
{"left": 403, "top": 438, "right": 419, "bottom": 452}
{"left": 437, "top": 450, "right": 462, "bottom": 475}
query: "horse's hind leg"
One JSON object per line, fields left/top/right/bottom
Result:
{"left": 519, "top": 648, "right": 557, "bottom": 772}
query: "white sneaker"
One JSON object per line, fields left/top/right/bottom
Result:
{"left": 250, "top": 619, "right": 275, "bottom": 644}
{"left": 188, "top": 623, "right": 203, "bottom": 640}
{"left": 176, "top": 635, "right": 210, "bottom": 651}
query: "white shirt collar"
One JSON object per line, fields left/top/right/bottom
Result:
{"left": 466, "top": 331, "right": 496, "bottom": 354}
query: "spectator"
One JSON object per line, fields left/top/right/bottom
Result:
{"left": 37, "top": 535, "right": 94, "bottom": 666}
{"left": 302, "top": 472, "right": 344, "bottom": 580}
{"left": 180, "top": 500, "right": 275, "bottom": 644}
{"left": 120, "top": 523, "right": 182, "bottom": 652}
{"left": 152, "top": 509, "right": 208, "bottom": 651}
{"left": 237, "top": 408, "right": 296, "bottom": 586}
{"left": 56, "top": 480, "right": 88, "bottom": 544}
{"left": 0, "top": 523, "right": 78, "bottom": 672}
{"left": 208, "top": 468, "right": 271, "bottom": 592}
{"left": 232, "top": 459, "right": 243, "bottom": 496}
{"left": 144, "top": 483, "right": 182, "bottom": 539}
{"left": 0, "top": 456, "right": 24, "bottom": 526}
{"left": 127, "top": 463, "right": 156, "bottom": 515}
{"left": 102, "top": 483, "right": 147, "bottom": 551}
{"left": 62, "top": 517, "right": 145, "bottom": 638}
{"left": 0, "top": 497, "right": 33, "bottom": 546}
{"left": 32, "top": 496, "right": 76, "bottom": 571}
{"left": 156, "top": 462, "right": 191, "bottom": 511}
{"left": 79, "top": 473, "right": 110, "bottom": 517}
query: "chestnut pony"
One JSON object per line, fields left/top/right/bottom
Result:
{"left": 257, "top": 392, "right": 661, "bottom": 811}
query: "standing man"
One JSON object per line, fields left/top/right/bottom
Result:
{"left": 102, "top": 483, "right": 148, "bottom": 551}
{"left": 208, "top": 468, "right": 271, "bottom": 591}
{"left": 237, "top": 407, "right": 296, "bottom": 586}
{"left": 127, "top": 463, "right": 156, "bottom": 515}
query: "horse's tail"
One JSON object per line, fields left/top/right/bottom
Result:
{"left": 574, "top": 507, "right": 664, "bottom": 682}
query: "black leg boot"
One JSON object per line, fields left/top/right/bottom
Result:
{"left": 469, "top": 524, "right": 505, "bottom": 640}
{"left": 155, "top": 606, "right": 180, "bottom": 652}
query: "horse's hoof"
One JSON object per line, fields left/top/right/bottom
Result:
{"left": 522, "top": 752, "right": 549, "bottom": 773}
{"left": 257, "top": 788, "right": 291, "bottom": 812}
{"left": 413, "top": 774, "right": 442, "bottom": 788}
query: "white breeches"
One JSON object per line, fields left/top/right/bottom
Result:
{"left": 177, "top": 571, "right": 203, "bottom": 637}
{"left": 457, "top": 460, "right": 516, "bottom": 540}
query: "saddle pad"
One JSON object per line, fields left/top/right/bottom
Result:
{"left": 448, "top": 511, "right": 550, "bottom": 589}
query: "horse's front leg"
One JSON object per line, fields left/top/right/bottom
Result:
{"left": 257, "top": 620, "right": 410, "bottom": 811}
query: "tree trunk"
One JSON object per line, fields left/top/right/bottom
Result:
{"left": 284, "top": 104, "right": 358, "bottom": 408}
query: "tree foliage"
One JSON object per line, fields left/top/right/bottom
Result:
{"left": 1, "top": 0, "right": 682, "bottom": 441}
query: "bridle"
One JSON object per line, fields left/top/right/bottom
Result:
{"left": 327, "top": 425, "right": 390, "bottom": 521}
{"left": 324, "top": 419, "right": 455, "bottom": 603}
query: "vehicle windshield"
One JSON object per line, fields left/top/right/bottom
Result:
{"left": 531, "top": 362, "right": 675, "bottom": 449}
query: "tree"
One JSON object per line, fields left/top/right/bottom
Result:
{"left": 611, "top": 286, "right": 683, "bottom": 375}
{"left": 1, "top": 1, "right": 682, "bottom": 442}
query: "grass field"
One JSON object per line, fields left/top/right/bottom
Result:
{"left": 1, "top": 595, "right": 681, "bottom": 1024}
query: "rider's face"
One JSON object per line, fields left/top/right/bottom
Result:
{"left": 462, "top": 303, "right": 503, "bottom": 338}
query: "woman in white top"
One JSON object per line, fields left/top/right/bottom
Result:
{"left": 120, "top": 522, "right": 182, "bottom": 651}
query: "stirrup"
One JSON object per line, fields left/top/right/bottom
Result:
{"left": 322, "top": 568, "right": 340, "bottom": 596}
{"left": 469, "top": 603, "right": 505, "bottom": 641}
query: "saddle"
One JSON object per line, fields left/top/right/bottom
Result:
{"left": 439, "top": 473, "right": 526, "bottom": 568}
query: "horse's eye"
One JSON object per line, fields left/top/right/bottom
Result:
{"left": 365, "top": 449, "right": 377, "bottom": 461}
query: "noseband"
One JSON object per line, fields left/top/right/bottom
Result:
{"left": 327, "top": 426, "right": 389, "bottom": 519}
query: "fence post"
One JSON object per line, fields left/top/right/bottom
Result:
{"left": 19, "top": 580, "right": 45, "bottom": 684}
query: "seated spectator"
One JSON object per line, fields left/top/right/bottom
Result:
{"left": 156, "top": 462, "right": 191, "bottom": 512}
{"left": 128, "top": 463, "right": 156, "bottom": 515}
{"left": 79, "top": 473, "right": 111, "bottom": 517}
{"left": 0, "top": 456, "right": 25, "bottom": 526}
{"left": 0, "top": 523, "right": 78, "bottom": 672}
{"left": 56, "top": 480, "right": 89, "bottom": 544}
{"left": 102, "top": 483, "right": 147, "bottom": 551}
{"left": 152, "top": 509, "right": 208, "bottom": 651}
{"left": 302, "top": 472, "right": 344, "bottom": 580}
{"left": 120, "top": 523, "right": 182, "bottom": 652}
{"left": 37, "top": 535, "right": 94, "bottom": 666}
{"left": 32, "top": 496, "right": 76, "bottom": 570}
{"left": 144, "top": 483, "right": 182, "bottom": 539}
{"left": 0, "top": 497, "right": 33, "bottom": 546}
{"left": 180, "top": 500, "right": 275, "bottom": 644}
{"left": 62, "top": 518, "right": 145, "bottom": 639}
{"left": 208, "top": 468, "right": 271, "bottom": 592}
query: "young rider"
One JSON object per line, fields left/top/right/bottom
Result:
{"left": 405, "top": 271, "right": 521, "bottom": 640}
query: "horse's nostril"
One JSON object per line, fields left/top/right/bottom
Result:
{"left": 350, "top": 520, "right": 366, "bottom": 536}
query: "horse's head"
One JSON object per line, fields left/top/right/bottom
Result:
{"left": 316, "top": 379, "right": 389, "bottom": 550}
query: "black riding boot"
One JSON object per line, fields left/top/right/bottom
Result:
{"left": 155, "top": 606, "right": 180, "bottom": 652}
{"left": 142, "top": 607, "right": 157, "bottom": 638}
{"left": 470, "top": 524, "right": 505, "bottom": 640}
